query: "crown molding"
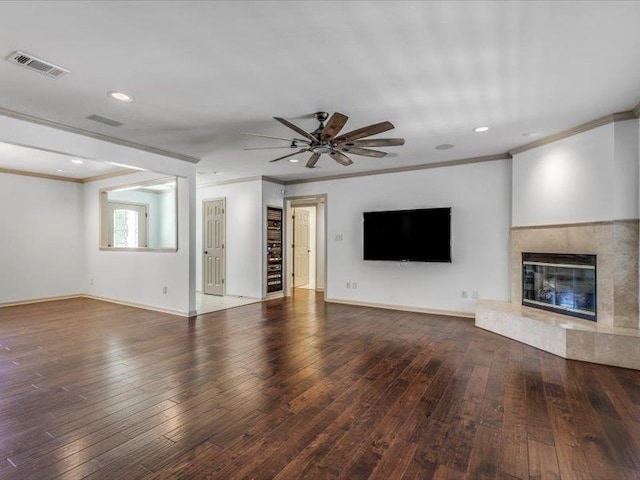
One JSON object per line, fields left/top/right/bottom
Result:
{"left": 261, "top": 175, "right": 285, "bottom": 185}
{"left": 283, "top": 153, "right": 511, "bottom": 185}
{"left": 0, "top": 106, "right": 200, "bottom": 164}
{"left": 509, "top": 110, "right": 638, "bottom": 156}
{"left": 0, "top": 167, "right": 83, "bottom": 183}
{"left": 0, "top": 166, "right": 135, "bottom": 184}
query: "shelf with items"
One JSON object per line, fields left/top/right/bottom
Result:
{"left": 266, "top": 206, "right": 283, "bottom": 293}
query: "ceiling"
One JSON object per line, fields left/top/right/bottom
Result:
{"left": 0, "top": 142, "right": 128, "bottom": 180}
{"left": 0, "top": 1, "right": 639, "bottom": 182}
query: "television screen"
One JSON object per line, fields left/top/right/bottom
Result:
{"left": 363, "top": 207, "right": 451, "bottom": 262}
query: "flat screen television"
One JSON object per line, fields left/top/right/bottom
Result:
{"left": 363, "top": 207, "right": 451, "bottom": 262}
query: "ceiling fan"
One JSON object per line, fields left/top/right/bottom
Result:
{"left": 243, "top": 112, "right": 405, "bottom": 168}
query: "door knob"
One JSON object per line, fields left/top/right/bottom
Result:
{"left": 204, "top": 251, "right": 209, "bottom": 254}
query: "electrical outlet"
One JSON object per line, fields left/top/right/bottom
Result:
{"left": 461, "top": 291, "right": 468, "bottom": 299}
{"left": 472, "top": 291, "right": 479, "bottom": 299}
{"left": 346, "top": 282, "right": 351, "bottom": 289}
{"left": 162, "top": 286, "right": 168, "bottom": 294}
{"left": 334, "top": 234, "right": 343, "bottom": 241}
{"left": 352, "top": 282, "right": 358, "bottom": 289}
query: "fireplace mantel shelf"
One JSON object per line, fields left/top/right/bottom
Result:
{"left": 476, "top": 300, "right": 640, "bottom": 371}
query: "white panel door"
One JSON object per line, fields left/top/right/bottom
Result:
{"left": 203, "top": 199, "right": 225, "bottom": 296}
{"left": 293, "top": 208, "right": 310, "bottom": 287}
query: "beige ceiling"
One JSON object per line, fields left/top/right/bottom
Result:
{"left": 0, "top": 1, "right": 639, "bottom": 182}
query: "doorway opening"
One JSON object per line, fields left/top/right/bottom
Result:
{"left": 284, "top": 195, "right": 327, "bottom": 299}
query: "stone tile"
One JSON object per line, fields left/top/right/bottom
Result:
{"left": 595, "top": 224, "right": 615, "bottom": 254}
{"left": 566, "top": 331, "right": 594, "bottom": 361}
{"left": 613, "top": 220, "right": 639, "bottom": 253}
{"left": 566, "top": 225, "right": 598, "bottom": 253}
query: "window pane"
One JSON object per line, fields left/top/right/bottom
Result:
{"left": 113, "top": 209, "right": 139, "bottom": 247}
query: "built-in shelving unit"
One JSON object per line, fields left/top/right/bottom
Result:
{"left": 266, "top": 207, "right": 283, "bottom": 293}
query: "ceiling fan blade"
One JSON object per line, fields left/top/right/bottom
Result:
{"left": 345, "top": 138, "right": 405, "bottom": 147}
{"left": 273, "top": 117, "right": 318, "bottom": 142}
{"left": 321, "top": 112, "right": 349, "bottom": 140}
{"left": 306, "top": 152, "right": 321, "bottom": 168}
{"left": 269, "top": 148, "right": 309, "bottom": 163}
{"left": 333, "top": 121, "right": 395, "bottom": 143}
{"left": 338, "top": 146, "right": 387, "bottom": 158}
{"left": 242, "top": 132, "right": 303, "bottom": 142}
{"left": 329, "top": 150, "right": 353, "bottom": 166}
{"left": 244, "top": 146, "right": 299, "bottom": 150}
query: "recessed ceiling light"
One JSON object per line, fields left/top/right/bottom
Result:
{"left": 473, "top": 126, "right": 489, "bottom": 133}
{"left": 435, "top": 144, "right": 454, "bottom": 150}
{"left": 107, "top": 91, "right": 134, "bottom": 103}
{"left": 522, "top": 132, "right": 537, "bottom": 137}
{"left": 289, "top": 158, "right": 299, "bottom": 163}
{"left": 56, "top": 169, "right": 63, "bottom": 172}
{"left": 71, "top": 159, "right": 84, "bottom": 164}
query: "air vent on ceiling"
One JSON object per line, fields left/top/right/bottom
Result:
{"left": 6, "top": 50, "right": 69, "bottom": 78}
{"left": 86, "top": 114, "right": 123, "bottom": 127}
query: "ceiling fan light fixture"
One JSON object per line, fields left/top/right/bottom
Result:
{"left": 253, "top": 112, "right": 404, "bottom": 167}
{"left": 311, "top": 145, "right": 332, "bottom": 154}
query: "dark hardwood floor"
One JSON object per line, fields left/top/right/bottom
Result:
{"left": 1, "top": 290, "right": 640, "bottom": 479}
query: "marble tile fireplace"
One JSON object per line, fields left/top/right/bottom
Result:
{"left": 476, "top": 220, "right": 640, "bottom": 370}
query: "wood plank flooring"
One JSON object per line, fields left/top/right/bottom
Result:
{"left": 1, "top": 289, "right": 640, "bottom": 479}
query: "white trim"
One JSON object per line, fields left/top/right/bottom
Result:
{"left": 326, "top": 298, "right": 474, "bottom": 319}
{"left": 0, "top": 294, "right": 83, "bottom": 308}
{"left": 82, "top": 294, "right": 191, "bottom": 317}
{"left": 0, "top": 293, "right": 191, "bottom": 317}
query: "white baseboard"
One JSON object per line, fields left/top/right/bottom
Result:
{"left": 326, "top": 298, "right": 474, "bottom": 319}
{"left": 0, "top": 294, "right": 84, "bottom": 308}
{"left": 82, "top": 295, "right": 191, "bottom": 317}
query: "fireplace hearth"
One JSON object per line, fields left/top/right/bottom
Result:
{"left": 522, "top": 252, "right": 596, "bottom": 321}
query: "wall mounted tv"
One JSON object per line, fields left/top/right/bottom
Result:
{"left": 363, "top": 207, "right": 451, "bottom": 262}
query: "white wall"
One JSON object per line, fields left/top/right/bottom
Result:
{"left": 196, "top": 180, "right": 263, "bottom": 298}
{"left": 613, "top": 119, "right": 640, "bottom": 220}
{"left": 512, "top": 120, "right": 639, "bottom": 226}
{"left": 159, "top": 190, "right": 176, "bottom": 247}
{"left": 0, "top": 173, "right": 85, "bottom": 304}
{"left": 287, "top": 160, "right": 512, "bottom": 314}
{"left": 0, "top": 114, "right": 197, "bottom": 316}
{"left": 84, "top": 171, "right": 193, "bottom": 315}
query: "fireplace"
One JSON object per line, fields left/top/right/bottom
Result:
{"left": 522, "top": 252, "right": 597, "bottom": 321}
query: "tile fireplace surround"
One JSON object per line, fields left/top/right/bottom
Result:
{"left": 476, "top": 220, "right": 640, "bottom": 370}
